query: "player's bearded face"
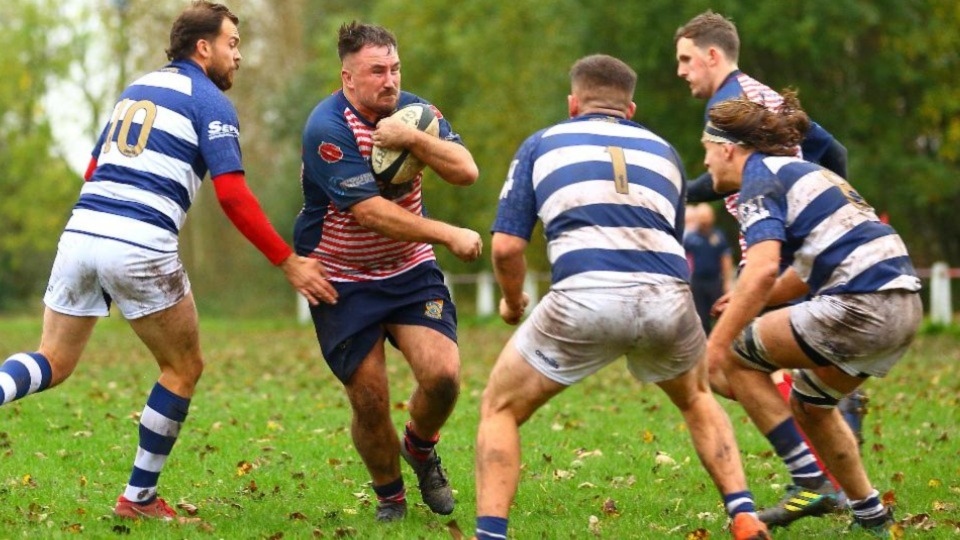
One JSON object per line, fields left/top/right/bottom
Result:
{"left": 349, "top": 46, "right": 401, "bottom": 117}
{"left": 207, "top": 20, "right": 241, "bottom": 91}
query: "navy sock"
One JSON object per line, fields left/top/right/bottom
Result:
{"left": 404, "top": 421, "right": 438, "bottom": 460}
{"left": 476, "top": 516, "right": 508, "bottom": 540}
{"left": 373, "top": 477, "right": 405, "bottom": 503}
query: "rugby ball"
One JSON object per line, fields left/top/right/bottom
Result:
{"left": 370, "top": 103, "right": 440, "bottom": 184}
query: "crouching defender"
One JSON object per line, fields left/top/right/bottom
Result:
{"left": 702, "top": 91, "right": 921, "bottom": 535}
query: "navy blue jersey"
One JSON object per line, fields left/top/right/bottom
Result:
{"left": 493, "top": 114, "right": 690, "bottom": 290}
{"left": 738, "top": 154, "right": 920, "bottom": 295}
{"left": 684, "top": 228, "right": 731, "bottom": 280}
{"left": 295, "top": 90, "right": 464, "bottom": 281}
{"left": 70, "top": 60, "right": 243, "bottom": 253}
{"left": 707, "top": 70, "right": 837, "bottom": 163}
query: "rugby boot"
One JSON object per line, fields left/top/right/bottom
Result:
{"left": 114, "top": 495, "right": 198, "bottom": 523}
{"left": 759, "top": 481, "right": 840, "bottom": 528}
{"left": 730, "top": 513, "right": 771, "bottom": 540}
{"left": 375, "top": 499, "right": 407, "bottom": 522}
{"left": 400, "top": 443, "right": 455, "bottom": 514}
{"left": 850, "top": 507, "right": 896, "bottom": 538}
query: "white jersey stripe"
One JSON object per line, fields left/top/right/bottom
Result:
{"left": 532, "top": 145, "right": 682, "bottom": 191}
{"left": 539, "top": 180, "right": 676, "bottom": 228}
{"left": 817, "top": 234, "right": 912, "bottom": 291}
{"left": 96, "top": 147, "right": 201, "bottom": 203}
{"left": 131, "top": 70, "right": 192, "bottom": 96}
{"left": 548, "top": 226, "right": 685, "bottom": 264}
{"left": 553, "top": 270, "right": 684, "bottom": 290}
{"left": 65, "top": 210, "right": 178, "bottom": 252}
{"left": 81, "top": 180, "right": 187, "bottom": 229}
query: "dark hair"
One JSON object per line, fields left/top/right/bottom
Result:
{"left": 708, "top": 89, "right": 810, "bottom": 155}
{"left": 569, "top": 54, "right": 637, "bottom": 110}
{"left": 166, "top": 1, "right": 239, "bottom": 61}
{"left": 674, "top": 10, "right": 740, "bottom": 62}
{"left": 337, "top": 21, "right": 397, "bottom": 61}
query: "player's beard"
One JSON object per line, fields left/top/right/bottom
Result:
{"left": 210, "top": 64, "right": 235, "bottom": 91}
{"left": 372, "top": 91, "right": 399, "bottom": 116}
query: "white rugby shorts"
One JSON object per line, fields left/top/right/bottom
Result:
{"left": 44, "top": 231, "right": 190, "bottom": 319}
{"left": 513, "top": 283, "right": 706, "bottom": 385}
{"left": 789, "top": 291, "right": 922, "bottom": 377}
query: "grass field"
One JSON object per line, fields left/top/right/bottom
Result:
{"left": 0, "top": 314, "right": 958, "bottom": 539}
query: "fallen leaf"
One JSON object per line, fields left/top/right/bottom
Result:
{"left": 61, "top": 523, "right": 83, "bottom": 533}
{"left": 891, "top": 471, "right": 904, "bottom": 483}
{"left": 882, "top": 489, "right": 897, "bottom": 507}
{"left": 177, "top": 502, "right": 199, "bottom": 516}
{"left": 602, "top": 498, "right": 619, "bottom": 516}
{"left": 588, "top": 515, "right": 601, "bottom": 536}
{"left": 928, "top": 479, "right": 942, "bottom": 488}
{"left": 642, "top": 430, "right": 655, "bottom": 443}
{"left": 685, "top": 528, "right": 710, "bottom": 539}
{"left": 289, "top": 512, "right": 307, "bottom": 520}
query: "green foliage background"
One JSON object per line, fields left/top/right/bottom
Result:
{"left": 1, "top": 0, "right": 958, "bottom": 316}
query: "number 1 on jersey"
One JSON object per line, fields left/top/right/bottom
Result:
{"left": 607, "top": 146, "right": 629, "bottom": 194}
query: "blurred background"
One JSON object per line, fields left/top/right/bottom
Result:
{"left": 1, "top": 0, "right": 957, "bottom": 318}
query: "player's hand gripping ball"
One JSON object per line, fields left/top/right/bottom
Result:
{"left": 370, "top": 103, "right": 440, "bottom": 184}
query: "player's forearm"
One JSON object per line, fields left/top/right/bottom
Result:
{"left": 493, "top": 253, "right": 526, "bottom": 308}
{"left": 352, "top": 196, "right": 457, "bottom": 245}
{"left": 491, "top": 233, "right": 528, "bottom": 308}
{"left": 709, "top": 248, "right": 779, "bottom": 348}
{"left": 408, "top": 133, "right": 478, "bottom": 186}
{"left": 766, "top": 267, "right": 810, "bottom": 306}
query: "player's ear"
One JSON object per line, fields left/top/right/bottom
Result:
{"left": 626, "top": 101, "right": 637, "bottom": 119}
{"left": 195, "top": 38, "right": 212, "bottom": 60}
{"left": 568, "top": 94, "right": 578, "bottom": 118}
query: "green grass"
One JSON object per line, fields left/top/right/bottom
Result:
{"left": 0, "top": 315, "right": 958, "bottom": 539}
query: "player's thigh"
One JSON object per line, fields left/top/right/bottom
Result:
{"left": 38, "top": 307, "right": 98, "bottom": 383}
{"left": 127, "top": 292, "right": 201, "bottom": 370}
{"left": 344, "top": 338, "right": 392, "bottom": 414}
{"left": 482, "top": 335, "right": 566, "bottom": 425}
{"left": 751, "top": 307, "right": 821, "bottom": 370}
{"left": 389, "top": 323, "right": 460, "bottom": 383}
{"left": 655, "top": 359, "right": 710, "bottom": 411}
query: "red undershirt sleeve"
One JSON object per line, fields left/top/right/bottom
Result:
{"left": 212, "top": 172, "right": 293, "bottom": 265}
{"left": 84, "top": 157, "right": 97, "bottom": 181}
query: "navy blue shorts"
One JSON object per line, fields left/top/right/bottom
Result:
{"left": 309, "top": 262, "right": 458, "bottom": 384}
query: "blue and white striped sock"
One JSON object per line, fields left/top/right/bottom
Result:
{"left": 123, "top": 383, "right": 190, "bottom": 502}
{"left": 476, "top": 516, "right": 508, "bottom": 540}
{"left": 0, "top": 353, "right": 53, "bottom": 405}
{"left": 766, "top": 418, "right": 825, "bottom": 487}
{"left": 850, "top": 489, "right": 886, "bottom": 521}
{"left": 724, "top": 490, "right": 758, "bottom": 517}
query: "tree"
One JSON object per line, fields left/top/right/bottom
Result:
{"left": 0, "top": 0, "right": 79, "bottom": 309}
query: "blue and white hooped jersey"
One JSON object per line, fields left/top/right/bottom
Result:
{"left": 493, "top": 114, "right": 690, "bottom": 291}
{"left": 738, "top": 154, "right": 921, "bottom": 295}
{"left": 67, "top": 59, "right": 243, "bottom": 253}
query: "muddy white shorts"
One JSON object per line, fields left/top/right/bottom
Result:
{"left": 513, "top": 283, "right": 706, "bottom": 385}
{"left": 789, "top": 291, "right": 922, "bottom": 378}
{"left": 44, "top": 231, "right": 190, "bottom": 320}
